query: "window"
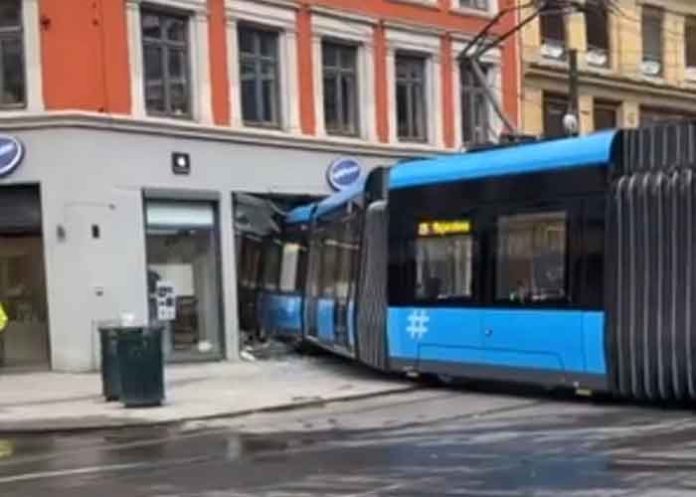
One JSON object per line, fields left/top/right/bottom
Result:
{"left": 0, "top": 0, "right": 24, "bottom": 107}
{"left": 640, "top": 106, "right": 696, "bottom": 126}
{"left": 459, "top": 0, "right": 488, "bottom": 10}
{"left": 261, "top": 239, "right": 282, "bottom": 291}
{"left": 593, "top": 100, "right": 617, "bottom": 131}
{"left": 641, "top": 6, "right": 663, "bottom": 76}
{"left": 396, "top": 54, "right": 427, "bottom": 142}
{"left": 539, "top": 8, "right": 565, "bottom": 58}
{"left": 279, "top": 242, "right": 303, "bottom": 293}
{"left": 141, "top": 9, "right": 190, "bottom": 117}
{"left": 319, "top": 236, "right": 338, "bottom": 297}
{"left": 415, "top": 235, "right": 473, "bottom": 300}
{"left": 322, "top": 41, "right": 358, "bottom": 136}
{"left": 585, "top": 0, "right": 609, "bottom": 67}
{"left": 543, "top": 93, "right": 568, "bottom": 138}
{"left": 461, "top": 59, "right": 490, "bottom": 146}
{"left": 238, "top": 25, "right": 280, "bottom": 127}
{"left": 496, "top": 211, "right": 567, "bottom": 303}
{"left": 686, "top": 17, "right": 696, "bottom": 69}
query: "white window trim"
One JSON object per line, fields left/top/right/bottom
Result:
{"left": 126, "top": 0, "right": 213, "bottom": 124}
{"left": 23, "top": 0, "right": 43, "bottom": 112}
{"left": 386, "top": 27, "right": 443, "bottom": 147}
{"left": 452, "top": 39, "right": 502, "bottom": 149}
{"left": 226, "top": 0, "right": 300, "bottom": 135}
{"left": 312, "top": 12, "right": 376, "bottom": 142}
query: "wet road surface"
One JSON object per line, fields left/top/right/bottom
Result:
{"left": 1, "top": 386, "right": 696, "bottom": 496}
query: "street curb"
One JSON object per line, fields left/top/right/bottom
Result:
{"left": 0, "top": 384, "right": 419, "bottom": 435}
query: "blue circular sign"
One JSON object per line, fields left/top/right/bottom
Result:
{"left": 0, "top": 135, "right": 24, "bottom": 178}
{"left": 326, "top": 158, "right": 362, "bottom": 191}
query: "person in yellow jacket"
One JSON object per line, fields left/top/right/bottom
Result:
{"left": 0, "top": 302, "right": 7, "bottom": 366}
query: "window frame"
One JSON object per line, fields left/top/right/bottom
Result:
{"left": 539, "top": 9, "right": 566, "bottom": 49}
{"left": 686, "top": 16, "right": 696, "bottom": 70}
{"left": 395, "top": 52, "right": 428, "bottom": 143}
{"left": 0, "top": 0, "right": 25, "bottom": 110}
{"left": 237, "top": 23, "right": 281, "bottom": 129}
{"left": 141, "top": 6, "right": 192, "bottom": 119}
{"left": 542, "top": 92, "right": 568, "bottom": 139}
{"left": 584, "top": 0, "right": 610, "bottom": 67}
{"left": 321, "top": 40, "right": 360, "bottom": 137}
{"left": 593, "top": 100, "right": 618, "bottom": 131}
{"left": 641, "top": 5, "right": 663, "bottom": 76}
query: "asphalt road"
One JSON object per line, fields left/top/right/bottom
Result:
{"left": 1, "top": 384, "right": 696, "bottom": 496}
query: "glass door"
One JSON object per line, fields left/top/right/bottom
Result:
{"left": 145, "top": 201, "right": 223, "bottom": 361}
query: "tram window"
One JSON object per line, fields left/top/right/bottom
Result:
{"left": 496, "top": 211, "right": 567, "bottom": 303}
{"left": 319, "top": 238, "right": 338, "bottom": 297}
{"left": 261, "top": 240, "right": 282, "bottom": 291}
{"left": 278, "top": 243, "right": 301, "bottom": 292}
{"left": 415, "top": 235, "right": 474, "bottom": 300}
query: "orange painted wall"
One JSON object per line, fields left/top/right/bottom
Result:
{"left": 373, "top": 24, "right": 389, "bottom": 143}
{"left": 441, "top": 36, "right": 455, "bottom": 148}
{"left": 40, "top": 0, "right": 130, "bottom": 113}
{"left": 297, "top": 6, "right": 316, "bottom": 135}
{"left": 208, "top": 0, "right": 230, "bottom": 125}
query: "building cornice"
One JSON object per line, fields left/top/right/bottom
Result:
{"left": 526, "top": 64, "right": 696, "bottom": 104}
{"left": 0, "top": 111, "right": 450, "bottom": 159}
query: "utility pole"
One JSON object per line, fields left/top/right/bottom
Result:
{"left": 564, "top": 3, "right": 580, "bottom": 136}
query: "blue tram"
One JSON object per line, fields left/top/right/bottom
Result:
{"left": 261, "top": 122, "right": 696, "bottom": 402}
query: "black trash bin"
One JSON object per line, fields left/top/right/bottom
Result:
{"left": 98, "top": 326, "right": 124, "bottom": 401}
{"left": 117, "top": 327, "right": 165, "bottom": 408}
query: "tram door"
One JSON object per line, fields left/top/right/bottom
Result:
{"left": 304, "top": 235, "right": 321, "bottom": 339}
{"left": 333, "top": 215, "right": 360, "bottom": 353}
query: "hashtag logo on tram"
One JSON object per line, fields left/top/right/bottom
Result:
{"left": 407, "top": 309, "right": 430, "bottom": 340}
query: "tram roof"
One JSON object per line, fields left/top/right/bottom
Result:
{"left": 313, "top": 176, "right": 367, "bottom": 218}
{"left": 388, "top": 130, "right": 619, "bottom": 190}
{"left": 285, "top": 203, "right": 316, "bottom": 225}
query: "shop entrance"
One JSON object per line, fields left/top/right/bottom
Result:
{"left": 0, "top": 186, "right": 50, "bottom": 370}
{"left": 145, "top": 200, "right": 223, "bottom": 362}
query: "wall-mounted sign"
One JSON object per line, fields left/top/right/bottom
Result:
{"left": 326, "top": 157, "right": 362, "bottom": 191}
{"left": 155, "top": 281, "right": 177, "bottom": 321}
{"left": 418, "top": 220, "right": 471, "bottom": 237}
{"left": 172, "top": 152, "right": 190, "bottom": 175}
{"left": 0, "top": 135, "right": 24, "bottom": 178}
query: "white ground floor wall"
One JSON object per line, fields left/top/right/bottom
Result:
{"left": 0, "top": 119, "right": 407, "bottom": 372}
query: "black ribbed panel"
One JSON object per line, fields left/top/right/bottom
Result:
{"left": 608, "top": 169, "right": 696, "bottom": 402}
{"left": 355, "top": 200, "right": 389, "bottom": 370}
{"left": 617, "top": 122, "right": 696, "bottom": 175}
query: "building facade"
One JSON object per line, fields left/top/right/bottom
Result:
{"left": 0, "top": 0, "right": 519, "bottom": 372}
{"left": 520, "top": 0, "right": 696, "bottom": 137}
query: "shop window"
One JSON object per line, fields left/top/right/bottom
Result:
{"left": 539, "top": 8, "right": 565, "bottom": 59}
{"left": 686, "top": 17, "right": 696, "bottom": 73}
{"left": 0, "top": 0, "right": 24, "bottom": 108}
{"left": 238, "top": 25, "right": 280, "bottom": 127}
{"left": 146, "top": 201, "right": 223, "bottom": 359}
{"left": 323, "top": 41, "right": 359, "bottom": 136}
{"left": 593, "top": 100, "right": 618, "bottom": 131}
{"left": 496, "top": 211, "right": 567, "bottom": 303}
{"left": 415, "top": 234, "right": 474, "bottom": 301}
{"left": 585, "top": 0, "right": 610, "bottom": 67}
{"left": 641, "top": 6, "right": 663, "bottom": 76}
{"left": 461, "top": 59, "right": 490, "bottom": 146}
{"left": 141, "top": 9, "right": 191, "bottom": 117}
{"left": 396, "top": 54, "right": 427, "bottom": 142}
{"left": 459, "top": 0, "right": 488, "bottom": 11}
{"left": 543, "top": 93, "right": 568, "bottom": 138}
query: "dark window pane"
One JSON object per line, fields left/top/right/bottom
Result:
{"left": 165, "top": 17, "right": 186, "bottom": 42}
{"left": 543, "top": 93, "right": 567, "bottom": 138}
{"left": 323, "top": 75, "right": 338, "bottom": 130}
{"left": 540, "top": 10, "right": 565, "bottom": 45}
{"left": 396, "top": 83, "right": 409, "bottom": 138}
{"left": 239, "top": 58, "right": 255, "bottom": 79}
{"left": 241, "top": 79, "right": 258, "bottom": 122}
{"left": 687, "top": 17, "right": 696, "bottom": 68}
{"left": 259, "top": 31, "right": 277, "bottom": 57}
{"left": 642, "top": 7, "right": 662, "bottom": 63}
{"left": 142, "top": 13, "right": 161, "bottom": 40}
{"left": 1, "top": 37, "right": 23, "bottom": 105}
{"left": 261, "top": 60, "right": 275, "bottom": 77}
{"left": 143, "top": 44, "right": 163, "bottom": 80}
{"left": 459, "top": 0, "right": 488, "bottom": 10}
{"left": 145, "top": 82, "right": 165, "bottom": 113}
{"left": 261, "top": 79, "right": 276, "bottom": 123}
{"left": 238, "top": 27, "right": 255, "bottom": 54}
{"left": 415, "top": 235, "right": 473, "bottom": 300}
{"left": 322, "top": 44, "right": 337, "bottom": 67}
{"left": 0, "top": 1, "right": 21, "bottom": 29}
{"left": 169, "top": 82, "right": 188, "bottom": 115}
{"left": 168, "top": 48, "right": 186, "bottom": 79}
{"left": 461, "top": 59, "right": 489, "bottom": 145}
{"left": 496, "top": 211, "right": 567, "bottom": 303}
{"left": 396, "top": 55, "right": 426, "bottom": 141}
{"left": 593, "top": 102, "right": 617, "bottom": 131}
{"left": 585, "top": 0, "right": 609, "bottom": 51}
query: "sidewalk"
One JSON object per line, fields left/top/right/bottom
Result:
{"left": 0, "top": 355, "right": 415, "bottom": 433}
